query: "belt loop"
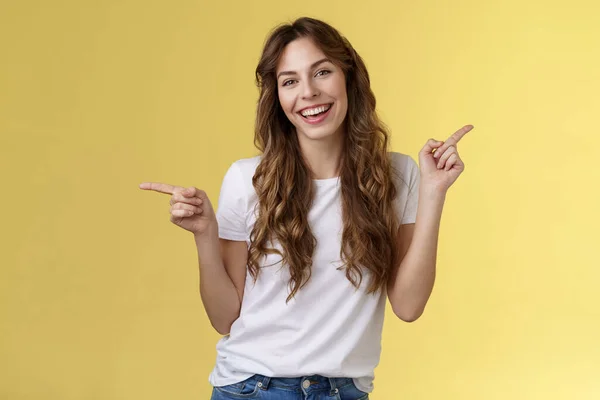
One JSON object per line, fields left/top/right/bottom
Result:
{"left": 328, "top": 377, "right": 339, "bottom": 396}
{"left": 258, "top": 375, "right": 270, "bottom": 391}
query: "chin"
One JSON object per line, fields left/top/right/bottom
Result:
{"left": 294, "top": 115, "right": 345, "bottom": 142}
{"left": 298, "top": 126, "right": 340, "bottom": 141}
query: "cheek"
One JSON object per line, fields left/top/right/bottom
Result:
{"left": 329, "top": 76, "right": 348, "bottom": 109}
{"left": 334, "top": 85, "right": 348, "bottom": 117}
{"left": 277, "top": 90, "right": 295, "bottom": 116}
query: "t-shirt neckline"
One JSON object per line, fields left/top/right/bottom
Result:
{"left": 312, "top": 176, "right": 340, "bottom": 186}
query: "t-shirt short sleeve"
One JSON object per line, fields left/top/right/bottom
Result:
{"left": 391, "top": 152, "right": 420, "bottom": 225}
{"left": 216, "top": 161, "right": 248, "bottom": 241}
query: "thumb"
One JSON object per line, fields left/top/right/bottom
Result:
{"left": 421, "top": 139, "right": 444, "bottom": 155}
{"left": 182, "top": 186, "right": 196, "bottom": 197}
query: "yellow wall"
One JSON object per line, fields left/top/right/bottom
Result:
{"left": 1, "top": 1, "right": 598, "bottom": 399}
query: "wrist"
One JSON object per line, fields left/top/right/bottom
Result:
{"left": 415, "top": 185, "right": 445, "bottom": 228}
{"left": 419, "top": 184, "right": 447, "bottom": 202}
{"left": 194, "top": 223, "right": 219, "bottom": 244}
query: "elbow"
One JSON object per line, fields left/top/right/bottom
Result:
{"left": 212, "top": 321, "right": 232, "bottom": 336}
{"left": 392, "top": 304, "right": 424, "bottom": 323}
{"left": 396, "top": 311, "right": 422, "bottom": 323}
{"left": 210, "top": 312, "right": 239, "bottom": 335}
{"left": 399, "top": 313, "right": 421, "bottom": 323}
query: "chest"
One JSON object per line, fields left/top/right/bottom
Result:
{"left": 246, "top": 183, "right": 345, "bottom": 272}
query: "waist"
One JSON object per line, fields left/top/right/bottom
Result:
{"left": 246, "top": 374, "right": 354, "bottom": 391}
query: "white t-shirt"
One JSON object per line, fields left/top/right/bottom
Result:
{"left": 208, "top": 152, "right": 420, "bottom": 393}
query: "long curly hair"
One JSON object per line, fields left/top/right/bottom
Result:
{"left": 249, "top": 17, "right": 400, "bottom": 302}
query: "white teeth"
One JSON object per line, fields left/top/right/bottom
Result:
{"left": 300, "top": 104, "right": 331, "bottom": 117}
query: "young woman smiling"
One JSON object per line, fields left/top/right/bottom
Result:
{"left": 141, "top": 16, "right": 473, "bottom": 400}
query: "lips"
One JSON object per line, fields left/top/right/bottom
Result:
{"left": 297, "top": 103, "right": 334, "bottom": 125}
{"left": 298, "top": 103, "right": 332, "bottom": 115}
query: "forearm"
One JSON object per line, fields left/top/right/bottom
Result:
{"left": 390, "top": 185, "right": 445, "bottom": 321}
{"left": 194, "top": 229, "right": 241, "bottom": 334}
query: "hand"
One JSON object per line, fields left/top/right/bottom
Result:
{"left": 418, "top": 124, "right": 474, "bottom": 193}
{"left": 139, "top": 182, "right": 217, "bottom": 236}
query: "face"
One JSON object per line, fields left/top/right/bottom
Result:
{"left": 276, "top": 37, "right": 348, "bottom": 143}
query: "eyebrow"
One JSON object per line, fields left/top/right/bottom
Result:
{"left": 277, "top": 58, "right": 332, "bottom": 80}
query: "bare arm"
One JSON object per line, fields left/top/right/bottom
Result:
{"left": 138, "top": 181, "right": 248, "bottom": 335}
{"left": 387, "top": 187, "right": 443, "bottom": 322}
{"left": 387, "top": 124, "right": 473, "bottom": 322}
{"left": 196, "top": 230, "right": 248, "bottom": 335}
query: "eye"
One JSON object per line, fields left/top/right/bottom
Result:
{"left": 315, "top": 69, "right": 331, "bottom": 77}
{"left": 282, "top": 79, "right": 296, "bottom": 87}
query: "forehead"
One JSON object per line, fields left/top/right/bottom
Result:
{"left": 276, "top": 37, "right": 328, "bottom": 72}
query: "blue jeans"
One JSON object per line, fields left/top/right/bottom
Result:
{"left": 211, "top": 374, "right": 369, "bottom": 400}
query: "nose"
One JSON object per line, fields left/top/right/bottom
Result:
{"left": 300, "top": 80, "right": 320, "bottom": 99}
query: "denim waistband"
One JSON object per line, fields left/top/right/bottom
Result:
{"left": 250, "top": 374, "right": 353, "bottom": 392}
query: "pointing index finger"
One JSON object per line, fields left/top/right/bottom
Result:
{"left": 139, "top": 182, "right": 182, "bottom": 195}
{"left": 446, "top": 124, "right": 474, "bottom": 145}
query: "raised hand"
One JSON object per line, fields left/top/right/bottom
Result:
{"left": 418, "top": 124, "right": 474, "bottom": 193}
{"left": 139, "top": 182, "right": 217, "bottom": 236}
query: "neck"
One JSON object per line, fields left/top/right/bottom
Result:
{"left": 297, "top": 128, "right": 344, "bottom": 180}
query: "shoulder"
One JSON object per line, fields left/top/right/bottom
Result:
{"left": 388, "top": 151, "right": 419, "bottom": 186}
{"left": 229, "top": 155, "right": 261, "bottom": 175}
{"left": 224, "top": 155, "right": 262, "bottom": 184}
{"left": 221, "top": 155, "right": 261, "bottom": 203}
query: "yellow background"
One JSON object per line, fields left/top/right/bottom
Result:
{"left": 1, "top": 0, "right": 598, "bottom": 399}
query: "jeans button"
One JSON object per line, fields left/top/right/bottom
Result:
{"left": 302, "top": 379, "right": 310, "bottom": 389}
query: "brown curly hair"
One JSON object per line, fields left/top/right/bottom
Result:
{"left": 249, "top": 17, "right": 401, "bottom": 302}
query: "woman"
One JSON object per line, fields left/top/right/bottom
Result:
{"left": 140, "top": 16, "right": 473, "bottom": 400}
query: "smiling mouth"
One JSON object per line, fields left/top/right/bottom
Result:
{"left": 298, "top": 103, "right": 333, "bottom": 120}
